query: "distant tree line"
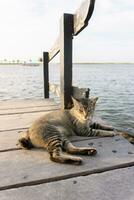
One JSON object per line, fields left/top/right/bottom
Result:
{"left": 0, "top": 58, "right": 43, "bottom": 64}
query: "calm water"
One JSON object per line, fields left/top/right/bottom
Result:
{"left": 0, "top": 64, "right": 134, "bottom": 135}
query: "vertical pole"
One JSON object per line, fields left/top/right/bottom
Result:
{"left": 60, "top": 13, "right": 73, "bottom": 109}
{"left": 43, "top": 52, "right": 49, "bottom": 98}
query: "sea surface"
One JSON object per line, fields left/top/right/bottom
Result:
{"left": 0, "top": 63, "right": 134, "bottom": 135}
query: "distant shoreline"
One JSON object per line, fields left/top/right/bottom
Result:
{"left": 0, "top": 62, "right": 134, "bottom": 65}
{"left": 0, "top": 63, "right": 40, "bottom": 66}
{"left": 0, "top": 63, "right": 22, "bottom": 65}
{"left": 73, "top": 62, "right": 134, "bottom": 65}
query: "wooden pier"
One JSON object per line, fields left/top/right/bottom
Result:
{"left": 0, "top": 99, "right": 134, "bottom": 200}
{"left": 43, "top": 0, "right": 95, "bottom": 109}
{"left": 0, "top": 0, "right": 134, "bottom": 199}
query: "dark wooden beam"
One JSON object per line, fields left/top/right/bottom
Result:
{"left": 60, "top": 14, "right": 73, "bottom": 109}
{"left": 73, "top": 0, "right": 95, "bottom": 35}
{"left": 43, "top": 52, "right": 49, "bottom": 98}
{"left": 48, "top": 0, "right": 96, "bottom": 61}
{"left": 49, "top": 84, "right": 90, "bottom": 100}
{"left": 49, "top": 37, "right": 60, "bottom": 62}
{"left": 72, "top": 86, "right": 90, "bottom": 99}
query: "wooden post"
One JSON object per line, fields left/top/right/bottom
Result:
{"left": 60, "top": 13, "right": 73, "bottom": 109}
{"left": 43, "top": 52, "right": 49, "bottom": 98}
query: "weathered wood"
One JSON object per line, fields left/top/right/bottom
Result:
{"left": 0, "top": 100, "right": 60, "bottom": 115}
{"left": 49, "top": 83, "right": 60, "bottom": 97}
{"left": 0, "top": 130, "right": 98, "bottom": 152}
{"left": 49, "top": 84, "right": 90, "bottom": 99}
{"left": 45, "top": 1, "right": 96, "bottom": 108}
{"left": 0, "top": 108, "right": 119, "bottom": 152}
{"left": 0, "top": 99, "right": 56, "bottom": 110}
{"left": 60, "top": 14, "right": 73, "bottom": 109}
{"left": 0, "top": 137, "right": 134, "bottom": 191}
{"left": 0, "top": 108, "right": 59, "bottom": 132}
{"left": 0, "top": 101, "right": 104, "bottom": 133}
{"left": 72, "top": 86, "right": 90, "bottom": 99}
{"left": 0, "top": 167, "right": 133, "bottom": 200}
{"left": 49, "top": 37, "right": 60, "bottom": 61}
{"left": 43, "top": 52, "right": 49, "bottom": 98}
{"left": 0, "top": 104, "right": 60, "bottom": 115}
{"left": 73, "top": 0, "right": 95, "bottom": 35}
{"left": 0, "top": 99, "right": 133, "bottom": 198}
{"left": 48, "top": 0, "right": 95, "bottom": 61}
{"left": 0, "top": 130, "right": 22, "bottom": 152}
{"left": 0, "top": 167, "right": 134, "bottom": 200}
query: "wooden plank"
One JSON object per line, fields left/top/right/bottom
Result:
{"left": 0, "top": 99, "right": 57, "bottom": 110}
{"left": 0, "top": 104, "right": 60, "bottom": 115}
{"left": 72, "top": 86, "right": 90, "bottom": 99}
{"left": 0, "top": 137, "right": 133, "bottom": 190}
{"left": 0, "top": 112, "right": 107, "bottom": 151}
{"left": 0, "top": 167, "right": 133, "bottom": 200}
{"left": 49, "top": 37, "right": 60, "bottom": 61}
{"left": 0, "top": 109, "right": 59, "bottom": 132}
{"left": 0, "top": 130, "right": 24, "bottom": 152}
{"left": 0, "top": 111, "right": 132, "bottom": 152}
{"left": 49, "top": 84, "right": 90, "bottom": 99}
{"left": 60, "top": 14, "right": 73, "bottom": 109}
{"left": 73, "top": 0, "right": 95, "bottom": 35}
{"left": 0, "top": 129, "right": 98, "bottom": 152}
{"left": 43, "top": 52, "right": 49, "bottom": 98}
{"left": 49, "top": 83, "right": 60, "bottom": 97}
{"left": 48, "top": 0, "right": 96, "bottom": 61}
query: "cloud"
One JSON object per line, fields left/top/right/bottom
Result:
{"left": 96, "top": 0, "right": 134, "bottom": 14}
{"left": 0, "top": 0, "right": 134, "bottom": 62}
{"left": 73, "top": 0, "right": 134, "bottom": 62}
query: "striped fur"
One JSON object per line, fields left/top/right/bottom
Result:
{"left": 18, "top": 97, "right": 116, "bottom": 164}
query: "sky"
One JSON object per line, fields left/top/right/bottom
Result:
{"left": 0, "top": 0, "right": 134, "bottom": 63}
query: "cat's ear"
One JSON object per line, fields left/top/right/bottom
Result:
{"left": 93, "top": 97, "right": 99, "bottom": 105}
{"left": 71, "top": 96, "right": 81, "bottom": 108}
{"left": 89, "top": 97, "right": 98, "bottom": 106}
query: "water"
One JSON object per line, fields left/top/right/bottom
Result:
{"left": 0, "top": 64, "right": 134, "bottom": 135}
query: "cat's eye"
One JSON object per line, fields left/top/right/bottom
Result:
{"left": 79, "top": 109, "right": 83, "bottom": 113}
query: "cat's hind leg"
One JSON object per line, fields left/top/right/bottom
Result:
{"left": 49, "top": 146, "right": 82, "bottom": 165}
{"left": 63, "top": 140, "right": 97, "bottom": 156}
{"left": 46, "top": 134, "right": 82, "bottom": 165}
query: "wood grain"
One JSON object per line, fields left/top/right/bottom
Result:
{"left": 0, "top": 137, "right": 133, "bottom": 191}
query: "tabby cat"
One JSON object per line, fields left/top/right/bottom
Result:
{"left": 18, "top": 97, "right": 121, "bottom": 164}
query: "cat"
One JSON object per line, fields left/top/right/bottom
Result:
{"left": 18, "top": 97, "right": 133, "bottom": 165}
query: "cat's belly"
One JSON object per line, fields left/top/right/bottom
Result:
{"left": 57, "top": 126, "right": 75, "bottom": 137}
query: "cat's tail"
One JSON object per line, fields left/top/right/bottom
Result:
{"left": 18, "top": 130, "right": 34, "bottom": 149}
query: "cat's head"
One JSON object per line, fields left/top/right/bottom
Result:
{"left": 71, "top": 97, "right": 98, "bottom": 122}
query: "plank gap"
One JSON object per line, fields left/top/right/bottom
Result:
{"left": 0, "top": 162, "right": 134, "bottom": 192}
{"left": 0, "top": 108, "right": 59, "bottom": 116}
{"left": 0, "top": 104, "right": 60, "bottom": 111}
{"left": 0, "top": 148, "right": 21, "bottom": 153}
{"left": 0, "top": 127, "right": 28, "bottom": 133}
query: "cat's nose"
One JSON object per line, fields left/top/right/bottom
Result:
{"left": 84, "top": 112, "right": 88, "bottom": 118}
